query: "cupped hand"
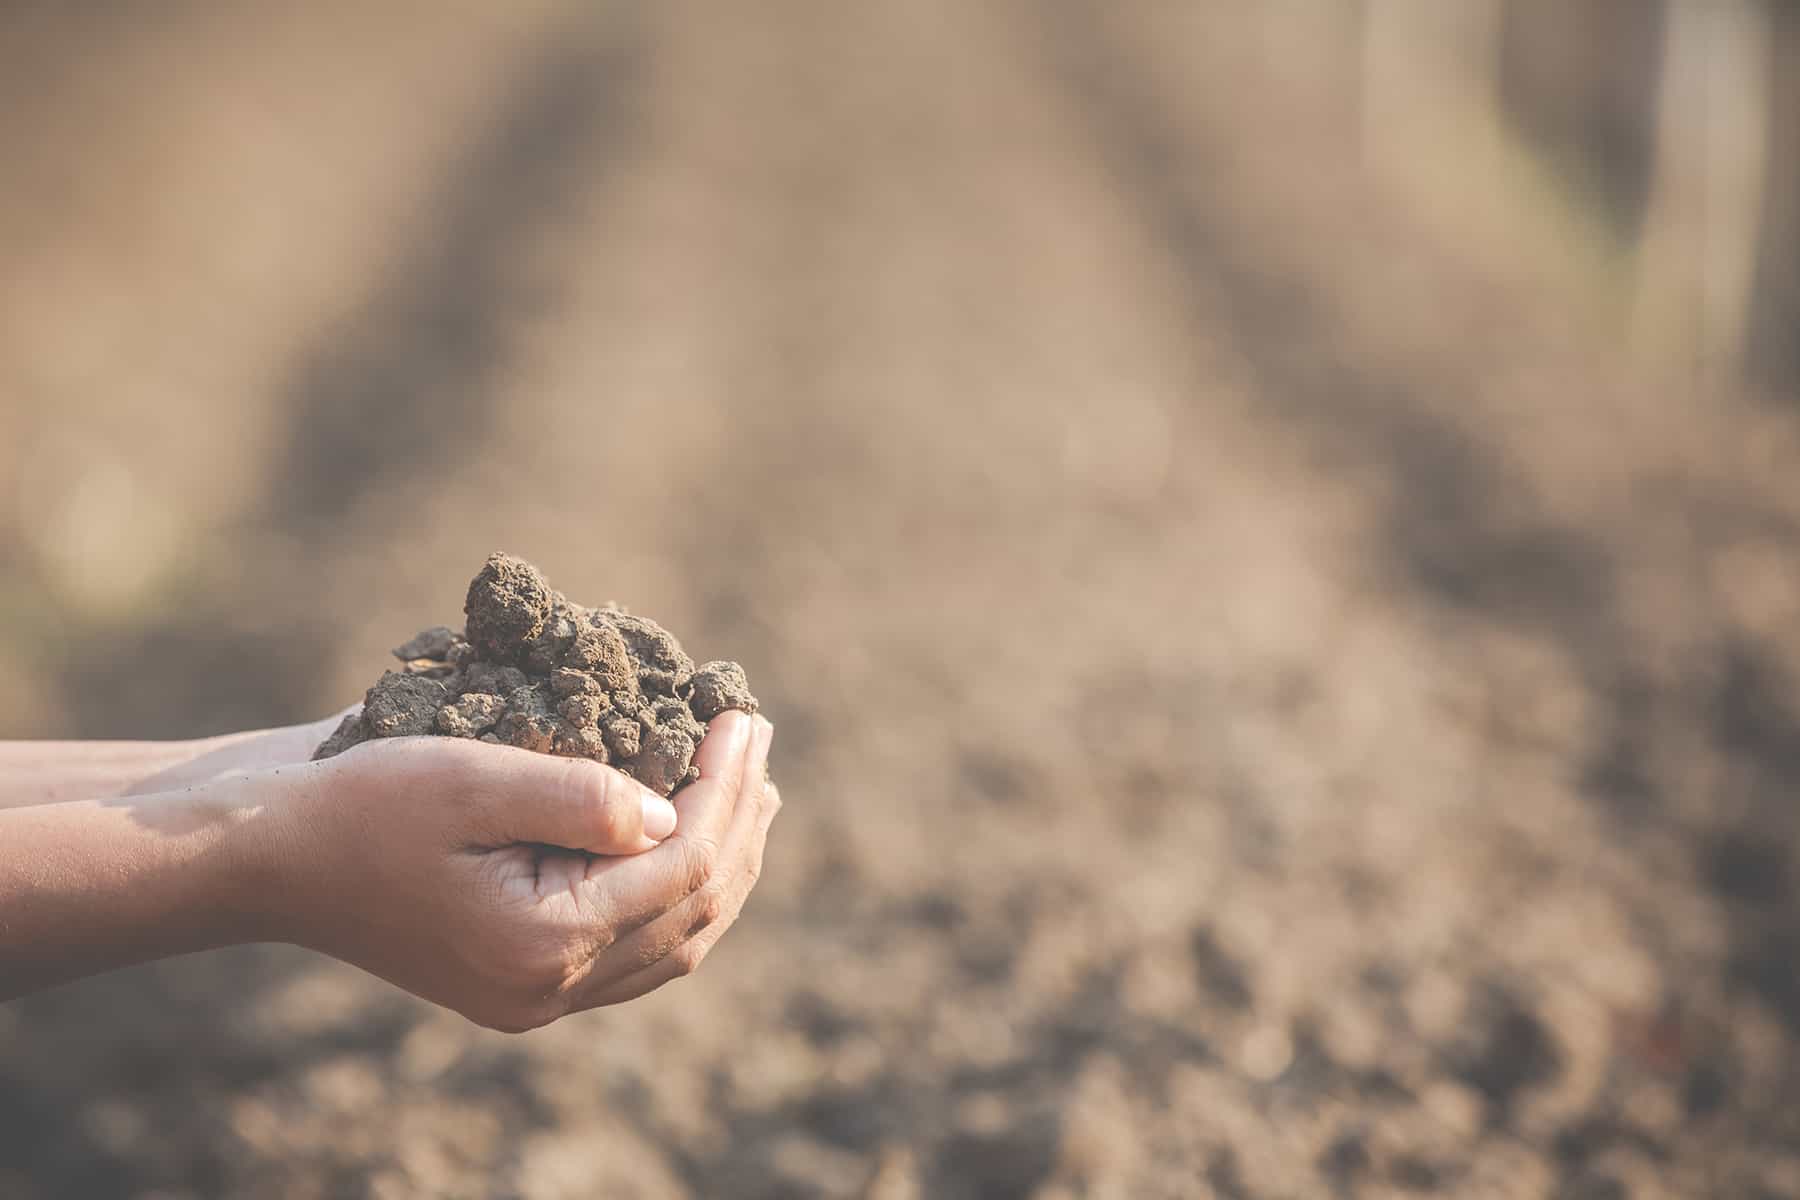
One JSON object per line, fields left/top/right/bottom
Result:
{"left": 265, "top": 710, "right": 778, "bottom": 1031}
{"left": 122, "top": 706, "right": 368, "bottom": 796}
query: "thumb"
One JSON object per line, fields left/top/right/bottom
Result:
{"left": 492, "top": 754, "right": 679, "bottom": 855}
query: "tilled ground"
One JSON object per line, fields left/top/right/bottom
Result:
{"left": 3, "top": 4, "right": 1799, "bottom": 1198}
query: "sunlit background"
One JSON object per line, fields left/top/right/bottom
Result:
{"left": 3, "top": 3, "right": 1799, "bottom": 1196}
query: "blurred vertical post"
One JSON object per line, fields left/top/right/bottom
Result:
{"left": 1632, "top": 0, "right": 1771, "bottom": 384}
{"left": 1746, "top": 5, "right": 1800, "bottom": 398}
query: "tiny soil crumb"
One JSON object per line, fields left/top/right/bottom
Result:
{"left": 313, "top": 553, "right": 759, "bottom": 795}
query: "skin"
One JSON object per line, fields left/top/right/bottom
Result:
{"left": 0, "top": 708, "right": 779, "bottom": 1032}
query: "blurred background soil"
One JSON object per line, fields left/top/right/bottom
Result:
{"left": 4, "top": 3, "right": 1800, "bottom": 1196}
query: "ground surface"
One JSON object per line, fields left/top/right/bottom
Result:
{"left": 3, "top": 4, "right": 1799, "bottom": 1197}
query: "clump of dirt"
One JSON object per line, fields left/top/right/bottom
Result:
{"left": 313, "top": 553, "right": 758, "bottom": 795}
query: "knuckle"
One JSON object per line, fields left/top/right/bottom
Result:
{"left": 561, "top": 758, "right": 601, "bottom": 817}
{"left": 671, "top": 941, "right": 709, "bottom": 977}
{"left": 566, "top": 763, "right": 638, "bottom": 848}
{"left": 593, "top": 794, "right": 633, "bottom": 848}
{"left": 693, "top": 886, "right": 727, "bottom": 930}
{"left": 678, "top": 836, "right": 721, "bottom": 893}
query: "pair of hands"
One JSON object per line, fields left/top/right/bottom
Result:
{"left": 222, "top": 709, "right": 779, "bottom": 1032}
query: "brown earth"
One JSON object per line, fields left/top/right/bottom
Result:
{"left": 2, "top": 4, "right": 1799, "bottom": 1199}
{"left": 315, "top": 553, "right": 756, "bottom": 796}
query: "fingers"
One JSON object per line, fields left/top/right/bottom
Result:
{"left": 576, "top": 711, "right": 759, "bottom": 930}
{"left": 584, "top": 726, "right": 774, "bottom": 971}
{"left": 575, "top": 778, "right": 781, "bottom": 1010}
{"left": 474, "top": 749, "right": 679, "bottom": 856}
{"left": 567, "top": 743, "right": 781, "bottom": 1013}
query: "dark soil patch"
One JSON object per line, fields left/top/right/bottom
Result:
{"left": 313, "top": 553, "right": 757, "bottom": 795}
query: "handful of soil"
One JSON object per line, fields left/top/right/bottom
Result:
{"left": 312, "top": 553, "right": 758, "bottom": 796}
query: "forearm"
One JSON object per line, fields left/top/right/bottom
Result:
{"left": 0, "top": 777, "right": 287, "bottom": 999}
{"left": 0, "top": 739, "right": 213, "bottom": 807}
{"left": 0, "top": 719, "right": 338, "bottom": 808}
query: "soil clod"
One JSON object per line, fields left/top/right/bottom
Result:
{"left": 313, "top": 553, "right": 758, "bottom": 795}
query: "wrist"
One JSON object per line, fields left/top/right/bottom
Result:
{"left": 219, "top": 759, "right": 331, "bottom": 949}
{"left": 0, "top": 774, "right": 298, "bottom": 998}
{"left": 122, "top": 771, "right": 300, "bottom": 950}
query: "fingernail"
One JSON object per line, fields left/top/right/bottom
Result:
{"left": 642, "top": 791, "right": 678, "bottom": 840}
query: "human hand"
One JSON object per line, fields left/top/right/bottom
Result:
{"left": 0, "top": 706, "right": 367, "bottom": 809}
{"left": 107, "top": 706, "right": 365, "bottom": 798}
{"left": 263, "top": 710, "right": 778, "bottom": 1031}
